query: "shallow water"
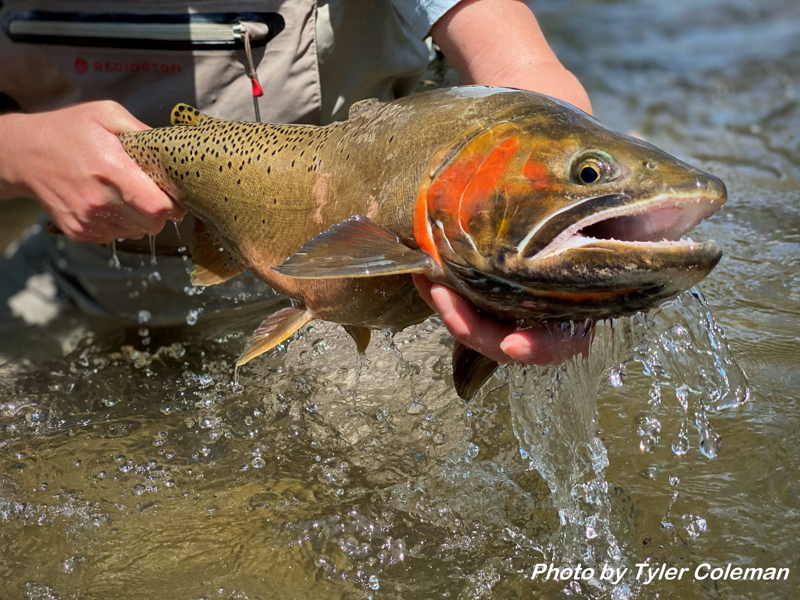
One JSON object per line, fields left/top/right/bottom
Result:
{"left": 1, "top": 0, "right": 799, "bottom": 598}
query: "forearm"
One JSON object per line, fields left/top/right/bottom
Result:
{"left": 431, "top": 0, "right": 592, "bottom": 115}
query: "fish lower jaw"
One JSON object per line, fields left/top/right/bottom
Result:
{"left": 542, "top": 233, "right": 704, "bottom": 255}
{"left": 531, "top": 193, "right": 723, "bottom": 259}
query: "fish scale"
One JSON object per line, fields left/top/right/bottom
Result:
{"left": 119, "top": 86, "right": 726, "bottom": 400}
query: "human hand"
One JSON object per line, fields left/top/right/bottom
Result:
{"left": 412, "top": 275, "right": 593, "bottom": 365}
{"left": 0, "top": 101, "right": 184, "bottom": 243}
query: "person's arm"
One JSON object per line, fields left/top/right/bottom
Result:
{"left": 430, "top": 0, "right": 591, "bottom": 114}
{"left": 0, "top": 101, "right": 184, "bottom": 243}
{"left": 412, "top": 0, "right": 593, "bottom": 364}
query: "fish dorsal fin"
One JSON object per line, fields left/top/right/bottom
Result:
{"left": 273, "top": 216, "right": 434, "bottom": 279}
{"left": 452, "top": 341, "right": 500, "bottom": 401}
{"left": 190, "top": 219, "right": 247, "bottom": 286}
{"left": 171, "top": 103, "right": 212, "bottom": 126}
{"left": 343, "top": 325, "right": 371, "bottom": 354}
{"left": 236, "top": 306, "right": 314, "bottom": 366}
{"left": 348, "top": 98, "right": 383, "bottom": 119}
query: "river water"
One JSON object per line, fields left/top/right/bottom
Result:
{"left": 0, "top": 0, "right": 798, "bottom": 598}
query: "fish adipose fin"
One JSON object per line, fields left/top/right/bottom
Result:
{"left": 343, "top": 325, "right": 371, "bottom": 354}
{"left": 190, "top": 219, "right": 247, "bottom": 286}
{"left": 348, "top": 98, "right": 383, "bottom": 119}
{"left": 170, "top": 103, "right": 215, "bottom": 127}
{"left": 236, "top": 306, "right": 314, "bottom": 367}
{"left": 452, "top": 341, "right": 500, "bottom": 401}
{"left": 273, "top": 216, "right": 433, "bottom": 279}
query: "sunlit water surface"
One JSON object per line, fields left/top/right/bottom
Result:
{"left": 1, "top": 0, "right": 799, "bottom": 598}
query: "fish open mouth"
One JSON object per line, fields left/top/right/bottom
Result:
{"left": 534, "top": 193, "right": 724, "bottom": 258}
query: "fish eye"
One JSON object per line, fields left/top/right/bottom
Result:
{"left": 572, "top": 152, "right": 616, "bottom": 185}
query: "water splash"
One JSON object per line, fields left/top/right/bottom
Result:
{"left": 505, "top": 287, "right": 749, "bottom": 595}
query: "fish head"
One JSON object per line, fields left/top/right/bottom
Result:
{"left": 417, "top": 94, "right": 726, "bottom": 321}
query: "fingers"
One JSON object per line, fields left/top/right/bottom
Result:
{"left": 412, "top": 274, "right": 593, "bottom": 366}
{"left": 500, "top": 321, "right": 593, "bottom": 365}
{"left": 429, "top": 284, "right": 514, "bottom": 363}
{"left": 109, "top": 158, "right": 186, "bottom": 230}
{"left": 413, "top": 274, "right": 515, "bottom": 364}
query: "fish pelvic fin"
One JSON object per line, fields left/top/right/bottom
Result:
{"left": 191, "top": 219, "right": 247, "bottom": 286}
{"left": 273, "top": 215, "right": 434, "bottom": 279}
{"left": 452, "top": 341, "right": 499, "bottom": 401}
{"left": 236, "top": 306, "right": 314, "bottom": 367}
{"left": 343, "top": 325, "right": 371, "bottom": 354}
{"left": 171, "top": 103, "right": 212, "bottom": 127}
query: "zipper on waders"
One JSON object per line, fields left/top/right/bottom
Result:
{"left": 1, "top": 11, "right": 283, "bottom": 50}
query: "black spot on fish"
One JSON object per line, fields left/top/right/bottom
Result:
{"left": 237, "top": 179, "right": 241, "bottom": 185}
{"left": 196, "top": 171, "right": 200, "bottom": 178}
{"left": 228, "top": 161, "right": 232, "bottom": 169}
{"left": 219, "top": 165, "right": 223, "bottom": 172}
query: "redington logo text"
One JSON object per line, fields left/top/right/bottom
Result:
{"left": 74, "top": 57, "right": 182, "bottom": 75}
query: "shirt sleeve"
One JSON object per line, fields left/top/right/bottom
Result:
{"left": 390, "top": 0, "right": 462, "bottom": 39}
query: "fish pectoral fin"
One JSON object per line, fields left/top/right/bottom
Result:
{"left": 191, "top": 219, "right": 247, "bottom": 286}
{"left": 348, "top": 98, "right": 383, "bottom": 119}
{"left": 452, "top": 342, "right": 500, "bottom": 401}
{"left": 273, "top": 215, "right": 434, "bottom": 279}
{"left": 236, "top": 306, "right": 314, "bottom": 367}
{"left": 171, "top": 103, "right": 216, "bottom": 127}
{"left": 343, "top": 325, "right": 371, "bottom": 354}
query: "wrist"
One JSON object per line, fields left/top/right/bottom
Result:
{"left": 0, "top": 112, "right": 35, "bottom": 200}
{"left": 481, "top": 59, "right": 593, "bottom": 115}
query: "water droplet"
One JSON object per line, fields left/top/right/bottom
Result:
{"left": 62, "top": 557, "right": 75, "bottom": 573}
{"left": 185, "top": 308, "right": 202, "bottom": 326}
{"left": 466, "top": 442, "right": 479, "bottom": 460}
{"left": 368, "top": 575, "right": 380, "bottom": 590}
{"left": 251, "top": 457, "right": 265, "bottom": 469}
{"left": 681, "top": 514, "right": 707, "bottom": 539}
{"left": 669, "top": 475, "right": 680, "bottom": 486}
{"left": 672, "top": 418, "right": 689, "bottom": 456}
{"left": 641, "top": 466, "right": 657, "bottom": 480}
{"left": 405, "top": 401, "right": 426, "bottom": 415}
{"left": 698, "top": 424, "right": 722, "bottom": 458}
{"left": 608, "top": 367, "right": 625, "bottom": 387}
{"left": 639, "top": 435, "right": 657, "bottom": 453}
{"left": 148, "top": 234, "right": 157, "bottom": 265}
{"left": 108, "top": 241, "right": 121, "bottom": 269}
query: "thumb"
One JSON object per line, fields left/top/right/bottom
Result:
{"left": 91, "top": 100, "right": 152, "bottom": 135}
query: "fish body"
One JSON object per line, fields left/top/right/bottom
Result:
{"left": 119, "top": 87, "right": 726, "bottom": 398}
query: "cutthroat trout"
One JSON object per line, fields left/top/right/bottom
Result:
{"left": 119, "top": 86, "right": 726, "bottom": 399}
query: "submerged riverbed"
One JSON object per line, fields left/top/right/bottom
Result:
{"left": 1, "top": 0, "right": 799, "bottom": 598}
